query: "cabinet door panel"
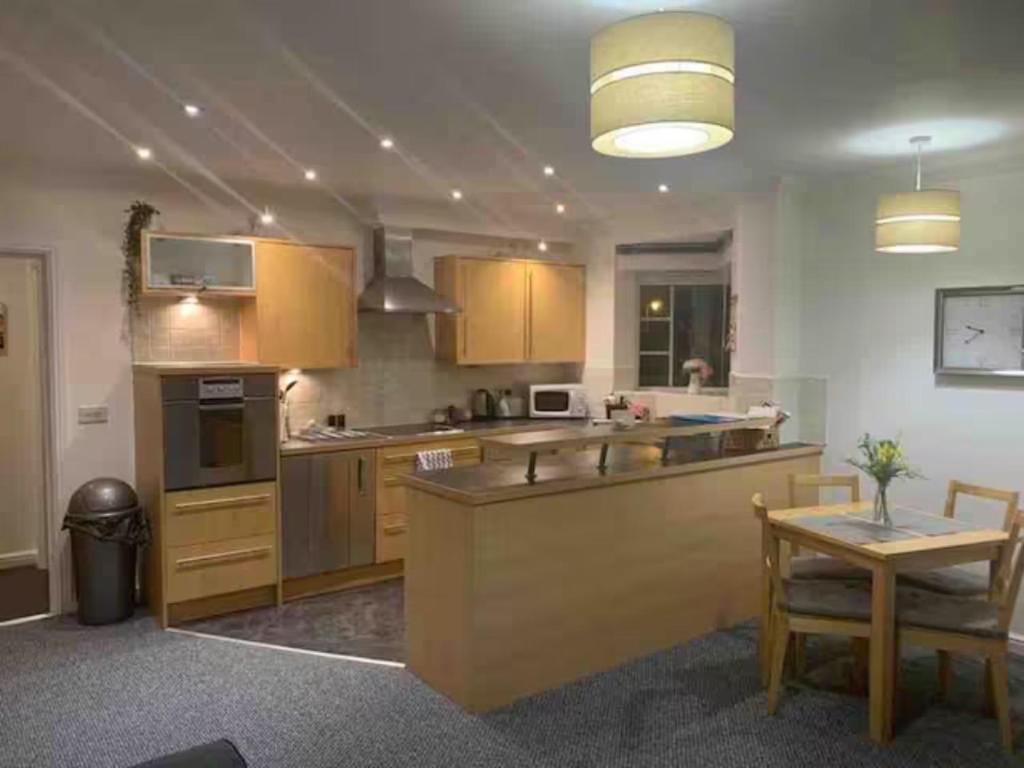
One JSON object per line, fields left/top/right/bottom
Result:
{"left": 528, "top": 263, "right": 585, "bottom": 362}
{"left": 281, "top": 456, "right": 314, "bottom": 579}
{"left": 251, "top": 243, "right": 356, "bottom": 370}
{"left": 349, "top": 451, "right": 376, "bottom": 567}
{"left": 461, "top": 259, "right": 527, "bottom": 364}
{"left": 316, "top": 454, "right": 352, "bottom": 573}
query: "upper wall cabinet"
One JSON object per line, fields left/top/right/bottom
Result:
{"left": 240, "top": 241, "right": 357, "bottom": 370}
{"left": 435, "top": 255, "right": 586, "bottom": 365}
{"left": 142, "top": 232, "right": 256, "bottom": 296}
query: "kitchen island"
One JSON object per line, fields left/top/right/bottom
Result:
{"left": 401, "top": 437, "right": 823, "bottom": 712}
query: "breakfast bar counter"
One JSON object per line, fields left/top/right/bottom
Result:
{"left": 400, "top": 440, "right": 824, "bottom": 712}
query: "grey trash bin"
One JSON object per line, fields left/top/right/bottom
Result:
{"left": 63, "top": 478, "right": 150, "bottom": 625}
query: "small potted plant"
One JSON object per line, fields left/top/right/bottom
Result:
{"left": 682, "top": 358, "right": 713, "bottom": 395}
{"left": 847, "top": 434, "right": 921, "bottom": 527}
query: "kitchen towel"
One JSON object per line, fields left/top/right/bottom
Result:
{"left": 416, "top": 448, "right": 454, "bottom": 471}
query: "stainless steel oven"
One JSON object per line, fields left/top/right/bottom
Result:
{"left": 162, "top": 374, "right": 277, "bottom": 491}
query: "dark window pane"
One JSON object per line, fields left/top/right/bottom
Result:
{"left": 639, "top": 355, "right": 670, "bottom": 386}
{"left": 640, "top": 320, "right": 670, "bottom": 352}
{"left": 672, "top": 285, "right": 729, "bottom": 388}
{"left": 640, "top": 286, "right": 670, "bottom": 318}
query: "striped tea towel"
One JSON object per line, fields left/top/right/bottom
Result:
{"left": 416, "top": 448, "right": 454, "bottom": 471}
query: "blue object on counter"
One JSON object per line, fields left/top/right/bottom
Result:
{"left": 669, "top": 414, "right": 741, "bottom": 425}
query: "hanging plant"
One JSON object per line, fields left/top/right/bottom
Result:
{"left": 121, "top": 201, "right": 159, "bottom": 313}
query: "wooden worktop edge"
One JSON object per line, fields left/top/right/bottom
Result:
{"left": 403, "top": 444, "right": 825, "bottom": 506}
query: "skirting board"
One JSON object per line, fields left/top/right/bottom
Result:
{"left": 0, "top": 550, "right": 39, "bottom": 571}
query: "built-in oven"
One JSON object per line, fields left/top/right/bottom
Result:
{"left": 162, "top": 374, "right": 278, "bottom": 491}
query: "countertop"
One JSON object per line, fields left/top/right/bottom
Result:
{"left": 401, "top": 442, "right": 825, "bottom": 505}
{"left": 279, "top": 418, "right": 586, "bottom": 456}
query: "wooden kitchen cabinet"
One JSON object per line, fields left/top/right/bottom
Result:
{"left": 281, "top": 450, "right": 376, "bottom": 580}
{"left": 435, "top": 255, "right": 585, "bottom": 365}
{"left": 375, "top": 438, "right": 481, "bottom": 563}
{"left": 241, "top": 241, "right": 357, "bottom": 370}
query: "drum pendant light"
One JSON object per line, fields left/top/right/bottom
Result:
{"left": 875, "top": 136, "right": 961, "bottom": 253}
{"left": 590, "top": 12, "right": 735, "bottom": 158}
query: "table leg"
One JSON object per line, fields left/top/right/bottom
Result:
{"left": 869, "top": 563, "right": 896, "bottom": 743}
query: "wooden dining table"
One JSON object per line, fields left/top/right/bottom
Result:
{"left": 764, "top": 500, "right": 1009, "bottom": 743}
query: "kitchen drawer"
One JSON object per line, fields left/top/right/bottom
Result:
{"left": 378, "top": 439, "right": 480, "bottom": 485}
{"left": 166, "top": 534, "right": 277, "bottom": 603}
{"left": 164, "top": 482, "right": 277, "bottom": 547}
{"left": 375, "top": 512, "right": 408, "bottom": 564}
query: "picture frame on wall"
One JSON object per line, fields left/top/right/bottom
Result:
{"left": 934, "top": 286, "right": 1024, "bottom": 376}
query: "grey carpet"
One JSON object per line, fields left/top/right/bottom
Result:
{"left": 182, "top": 580, "right": 404, "bottom": 662}
{"left": 2, "top": 614, "right": 1023, "bottom": 767}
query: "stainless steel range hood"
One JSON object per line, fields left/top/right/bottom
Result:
{"left": 358, "top": 226, "right": 461, "bottom": 314}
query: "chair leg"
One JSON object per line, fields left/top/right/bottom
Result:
{"left": 759, "top": 567, "right": 773, "bottom": 688}
{"left": 936, "top": 650, "right": 952, "bottom": 701}
{"left": 767, "top": 613, "right": 790, "bottom": 715}
{"left": 989, "top": 653, "right": 1014, "bottom": 752}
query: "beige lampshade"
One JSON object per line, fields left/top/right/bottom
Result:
{"left": 590, "top": 12, "right": 735, "bottom": 158}
{"left": 875, "top": 190, "right": 961, "bottom": 253}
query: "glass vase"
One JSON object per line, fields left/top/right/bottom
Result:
{"left": 873, "top": 483, "right": 893, "bottom": 527}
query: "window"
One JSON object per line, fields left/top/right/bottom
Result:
{"left": 638, "top": 283, "right": 730, "bottom": 388}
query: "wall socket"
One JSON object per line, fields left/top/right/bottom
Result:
{"left": 78, "top": 405, "right": 109, "bottom": 425}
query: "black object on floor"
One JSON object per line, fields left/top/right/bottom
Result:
{"left": 183, "top": 579, "right": 405, "bottom": 662}
{"left": 130, "top": 738, "right": 247, "bottom": 767}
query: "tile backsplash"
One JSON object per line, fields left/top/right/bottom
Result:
{"left": 132, "top": 298, "right": 239, "bottom": 362}
{"left": 286, "top": 313, "right": 581, "bottom": 428}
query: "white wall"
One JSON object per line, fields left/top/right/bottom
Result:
{"left": 796, "top": 167, "right": 1024, "bottom": 631}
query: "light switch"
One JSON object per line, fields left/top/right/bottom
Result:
{"left": 78, "top": 405, "right": 109, "bottom": 425}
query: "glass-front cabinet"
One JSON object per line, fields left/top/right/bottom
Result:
{"left": 142, "top": 232, "right": 256, "bottom": 296}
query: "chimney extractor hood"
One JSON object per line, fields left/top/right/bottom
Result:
{"left": 358, "top": 227, "right": 461, "bottom": 314}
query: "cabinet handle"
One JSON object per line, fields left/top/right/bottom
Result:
{"left": 383, "top": 523, "right": 407, "bottom": 535}
{"left": 173, "top": 493, "right": 271, "bottom": 514}
{"left": 357, "top": 457, "right": 366, "bottom": 495}
{"left": 175, "top": 545, "right": 272, "bottom": 570}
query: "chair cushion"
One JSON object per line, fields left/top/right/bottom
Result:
{"left": 790, "top": 556, "right": 871, "bottom": 581}
{"left": 781, "top": 579, "right": 872, "bottom": 621}
{"left": 898, "top": 567, "right": 990, "bottom": 597}
{"left": 896, "top": 587, "right": 1005, "bottom": 639}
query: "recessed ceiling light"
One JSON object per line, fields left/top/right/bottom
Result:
{"left": 555, "top": 203, "right": 566, "bottom": 214}
{"left": 658, "top": 183, "right": 670, "bottom": 193}
{"left": 260, "top": 208, "right": 275, "bottom": 225}
{"left": 304, "top": 169, "right": 317, "bottom": 181}
{"left": 135, "top": 146, "right": 152, "bottom": 160}
{"left": 380, "top": 137, "right": 395, "bottom": 150}
{"left": 451, "top": 189, "right": 463, "bottom": 201}
{"left": 543, "top": 165, "right": 555, "bottom": 177}
{"left": 538, "top": 240, "right": 549, "bottom": 252}
{"left": 183, "top": 103, "right": 202, "bottom": 118}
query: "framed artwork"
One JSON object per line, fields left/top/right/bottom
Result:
{"left": 934, "top": 286, "right": 1024, "bottom": 376}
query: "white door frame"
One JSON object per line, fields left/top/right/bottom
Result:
{"left": 0, "top": 248, "right": 62, "bottom": 615}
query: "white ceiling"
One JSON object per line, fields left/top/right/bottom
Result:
{"left": 2, "top": 0, "right": 1024, "bottom": 235}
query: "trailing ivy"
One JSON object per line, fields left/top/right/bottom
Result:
{"left": 121, "top": 201, "right": 159, "bottom": 314}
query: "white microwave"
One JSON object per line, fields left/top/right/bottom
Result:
{"left": 529, "top": 384, "right": 589, "bottom": 419}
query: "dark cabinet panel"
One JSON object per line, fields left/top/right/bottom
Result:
{"left": 281, "top": 449, "right": 376, "bottom": 580}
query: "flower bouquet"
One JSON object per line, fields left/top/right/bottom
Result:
{"left": 847, "top": 433, "right": 921, "bottom": 527}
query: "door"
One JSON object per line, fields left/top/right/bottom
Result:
{"left": 0, "top": 255, "right": 49, "bottom": 621}
{"left": 460, "top": 259, "right": 527, "bottom": 364}
{"left": 527, "top": 263, "right": 585, "bottom": 363}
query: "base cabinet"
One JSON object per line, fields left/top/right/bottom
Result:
{"left": 281, "top": 450, "right": 376, "bottom": 579}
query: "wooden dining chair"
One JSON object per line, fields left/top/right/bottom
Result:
{"left": 787, "top": 474, "right": 870, "bottom": 581}
{"left": 900, "top": 481, "right": 1019, "bottom": 597}
{"left": 898, "top": 509, "right": 1024, "bottom": 752}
